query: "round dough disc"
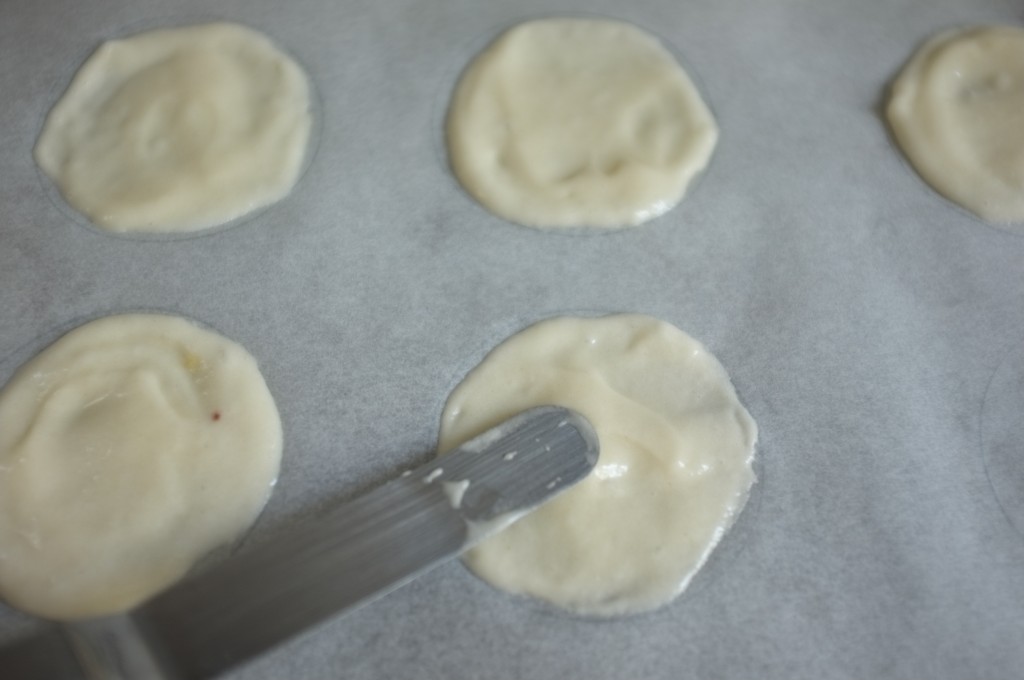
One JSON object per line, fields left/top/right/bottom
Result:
{"left": 34, "top": 23, "right": 312, "bottom": 233}
{"left": 446, "top": 18, "right": 719, "bottom": 230}
{"left": 438, "top": 315, "right": 757, "bottom": 616}
{"left": 887, "top": 26, "right": 1024, "bottom": 224}
{"left": 0, "top": 314, "right": 282, "bottom": 620}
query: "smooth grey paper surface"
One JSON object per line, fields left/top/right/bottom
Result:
{"left": 1, "top": 1, "right": 1023, "bottom": 678}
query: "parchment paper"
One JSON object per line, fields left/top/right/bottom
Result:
{"left": 2, "top": 0, "right": 1023, "bottom": 677}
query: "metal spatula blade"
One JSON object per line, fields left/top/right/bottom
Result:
{"left": 0, "top": 406, "right": 598, "bottom": 680}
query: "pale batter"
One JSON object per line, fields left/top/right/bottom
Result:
{"left": 0, "top": 314, "right": 282, "bottom": 620}
{"left": 446, "top": 18, "right": 718, "bottom": 229}
{"left": 887, "top": 26, "right": 1024, "bottom": 223}
{"left": 35, "top": 22, "right": 312, "bottom": 233}
{"left": 438, "top": 315, "right": 757, "bottom": 616}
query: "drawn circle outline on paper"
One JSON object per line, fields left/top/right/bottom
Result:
{"left": 981, "top": 340, "right": 1024, "bottom": 541}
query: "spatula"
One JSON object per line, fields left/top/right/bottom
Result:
{"left": 0, "top": 405, "right": 598, "bottom": 680}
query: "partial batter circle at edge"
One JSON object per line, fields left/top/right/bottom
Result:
{"left": 886, "top": 25, "right": 1024, "bottom": 230}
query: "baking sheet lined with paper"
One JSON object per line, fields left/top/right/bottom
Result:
{"left": 1, "top": 0, "right": 1022, "bottom": 678}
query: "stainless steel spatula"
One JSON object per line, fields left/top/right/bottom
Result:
{"left": 0, "top": 406, "right": 598, "bottom": 680}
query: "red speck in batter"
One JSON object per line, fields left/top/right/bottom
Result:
{"left": 212, "top": 411, "right": 221, "bottom": 421}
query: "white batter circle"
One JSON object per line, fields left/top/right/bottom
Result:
{"left": 446, "top": 18, "right": 719, "bottom": 230}
{"left": 438, "top": 314, "right": 757, "bottom": 616}
{"left": 35, "top": 22, "right": 313, "bottom": 234}
{"left": 0, "top": 314, "right": 282, "bottom": 620}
